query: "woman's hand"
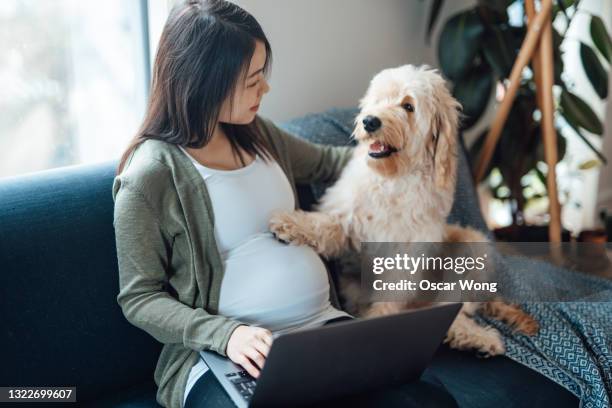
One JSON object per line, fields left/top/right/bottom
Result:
{"left": 226, "top": 325, "right": 273, "bottom": 378}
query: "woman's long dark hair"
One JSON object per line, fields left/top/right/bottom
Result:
{"left": 117, "top": 0, "right": 274, "bottom": 175}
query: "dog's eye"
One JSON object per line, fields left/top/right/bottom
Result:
{"left": 402, "top": 103, "right": 414, "bottom": 113}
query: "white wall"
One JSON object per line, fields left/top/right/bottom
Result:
{"left": 233, "top": 0, "right": 473, "bottom": 122}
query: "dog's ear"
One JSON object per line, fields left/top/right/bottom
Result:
{"left": 430, "top": 88, "right": 461, "bottom": 191}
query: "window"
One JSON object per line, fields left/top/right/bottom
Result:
{"left": 0, "top": 0, "right": 150, "bottom": 178}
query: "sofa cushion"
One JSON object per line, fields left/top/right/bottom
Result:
{"left": 0, "top": 162, "right": 162, "bottom": 403}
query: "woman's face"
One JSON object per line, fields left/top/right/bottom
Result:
{"left": 218, "top": 40, "right": 270, "bottom": 125}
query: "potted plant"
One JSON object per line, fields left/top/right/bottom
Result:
{"left": 427, "top": 0, "right": 610, "bottom": 241}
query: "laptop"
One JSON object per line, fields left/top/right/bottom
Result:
{"left": 200, "top": 303, "right": 461, "bottom": 407}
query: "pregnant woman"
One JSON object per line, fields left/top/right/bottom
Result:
{"left": 112, "top": 1, "right": 459, "bottom": 407}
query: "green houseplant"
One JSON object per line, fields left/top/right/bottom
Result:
{"left": 427, "top": 0, "right": 610, "bottom": 236}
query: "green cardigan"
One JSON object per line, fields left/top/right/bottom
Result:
{"left": 112, "top": 116, "right": 354, "bottom": 408}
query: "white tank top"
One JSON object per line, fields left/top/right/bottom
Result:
{"left": 178, "top": 145, "right": 349, "bottom": 406}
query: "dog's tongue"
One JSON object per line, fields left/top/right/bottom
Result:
{"left": 369, "top": 141, "right": 385, "bottom": 152}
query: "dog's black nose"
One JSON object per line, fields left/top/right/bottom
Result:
{"left": 362, "top": 115, "right": 381, "bottom": 132}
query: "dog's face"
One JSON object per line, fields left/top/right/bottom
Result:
{"left": 353, "top": 64, "right": 461, "bottom": 190}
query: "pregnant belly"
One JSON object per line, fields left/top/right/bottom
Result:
{"left": 217, "top": 232, "right": 332, "bottom": 331}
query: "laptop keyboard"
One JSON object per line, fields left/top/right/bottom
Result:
{"left": 225, "top": 370, "right": 256, "bottom": 401}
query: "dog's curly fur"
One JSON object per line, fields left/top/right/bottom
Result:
{"left": 270, "top": 64, "right": 538, "bottom": 357}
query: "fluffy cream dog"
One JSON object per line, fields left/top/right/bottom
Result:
{"left": 269, "top": 64, "right": 537, "bottom": 357}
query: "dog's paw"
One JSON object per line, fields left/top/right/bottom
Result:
{"left": 445, "top": 326, "right": 506, "bottom": 358}
{"left": 474, "top": 327, "right": 506, "bottom": 357}
{"left": 269, "top": 211, "right": 314, "bottom": 247}
{"left": 513, "top": 316, "right": 540, "bottom": 336}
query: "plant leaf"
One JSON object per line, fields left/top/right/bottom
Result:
{"left": 476, "top": 0, "right": 515, "bottom": 13}
{"left": 453, "top": 63, "right": 494, "bottom": 129}
{"left": 590, "top": 15, "right": 612, "bottom": 63}
{"left": 535, "top": 166, "right": 547, "bottom": 185}
{"left": 475, "top": 4, "right": 508, "bottom": 25}
{"left": 578, "top": 159, "right": 601, "bottom": 170}
{"left": 579, "top": 42, "right": 609, "bottom": 99}
{"left": 562, "top": 114, "right": 607, "bottom": 164}
{"left": 560, "top": 89, "right": 603, "bottom": 135}
{"left": 555, "top": 0, "right": 570, "bottom": 21}
{"left": 438, "top": 10, "right": 485, "bottom": 80}
{"left": 482, "top": 24, "right": 516, "bottom": 78}
{"left": 536, "top": 126, "right": 567, "bottom": 163}
{"left": 426, "top": 0, "right": 445, "bottom": 44}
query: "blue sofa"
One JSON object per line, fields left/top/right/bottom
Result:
{"left": 0, "top": 109, "right": 579, "bottom": 407}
